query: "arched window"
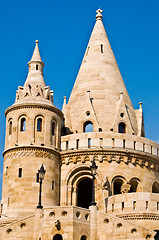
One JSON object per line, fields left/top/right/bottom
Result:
{"left": 152, "top": 182, "right": 159, "bottom": 193}
{"left": 20, "top": 118, "right": 26, "bottom": 132}
{"left": 77, "top": 178, "right": 93, "bottom": 209}
{"left": 9, "top": 120, "right": 12, "bottom": 135}
{"left": 83, "top": 121, "right": 93, "bottom": 132}
{"left": 37, "top": 118, "right": 42, "bottom": 132}
{"left": 52, "top": 121, "right": 55, "bottom": 136}
{"left": 81, "top": 236, "right": 87, "bottom": 240}
{"left": 113, "top": 178, "right": 123, "bottom": 195}
{"left": 53, "top": 234, "right": 63, "bottom": 240}
{"left": 118, "top": 122, "right": 126, "bottom": 133}
{"left": 129, "top": 179, "right": 139, "bottom": 193}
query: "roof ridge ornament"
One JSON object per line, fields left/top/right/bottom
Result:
{"left": 96, "top": 8, "right": 103, "bottom": 21}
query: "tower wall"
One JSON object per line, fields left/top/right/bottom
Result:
{"left": 2, "top": 104, "right": 62, "bottom": 217}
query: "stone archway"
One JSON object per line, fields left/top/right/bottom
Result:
{"left": 77, "top": 177, "right": 93, "bottom": 209}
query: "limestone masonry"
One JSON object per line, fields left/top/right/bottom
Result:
{"left": 0, "top": 9, "right": 159, "bottom": 240}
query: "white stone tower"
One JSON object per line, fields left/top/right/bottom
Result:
{"left": 1, "top": 40, "right": 63, "bottom": 217}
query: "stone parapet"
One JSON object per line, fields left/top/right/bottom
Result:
{"left": 61, "top": 132, "right": 159, "bottom": 158}
{"left": 107, "top": 192, "right": 159, "bottom": 215}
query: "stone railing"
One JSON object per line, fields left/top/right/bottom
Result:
{"left": 106, "top": 192, "right": 159, "bottom": 216}
{"left": 61, "top": 132, "right": 159, "bottom": 158}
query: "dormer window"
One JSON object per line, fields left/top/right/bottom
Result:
{"left": 20, "top": 118, "right": 26, "bottom": 132}
{"left": 37, "top": 118, "right": 42, "bottom": 132}
{"left": 118, "top": 122, "right": 126, "bottom": 133}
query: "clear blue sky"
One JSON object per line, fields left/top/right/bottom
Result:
{"left": 0, "top": 0, "right": 159, "bottom": 198}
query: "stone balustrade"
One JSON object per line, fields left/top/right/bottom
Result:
{"left": 61, "top": 132, "right": 159, "bottom": 158}
{"left": 106, "top": 192, "right": 159, "bottom": 217}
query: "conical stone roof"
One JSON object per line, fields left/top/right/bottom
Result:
{"left": 12, "top": 41, "right": 55, "bottom": 109}
{"left": 63, "top": 9, "right": 138, "bottom": 135}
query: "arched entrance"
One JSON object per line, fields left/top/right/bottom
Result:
{"left": 77, "top": 178, "right": 92, "bottom": 209}
{"left": 53, "top": 234, "right": 63, "bottom": 240}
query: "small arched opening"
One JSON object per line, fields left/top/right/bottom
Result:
{"left": 9, "top": 120, "right": 12, "bottom": 135}
{"left": 77, "top": 178, "right": 93, "bottom": 209}
{"left": 81, "top": 235, "right": 87, "bottom": 240}
{"left": 152, "top": 182, "right": 159, "bottom": 193}
{"left": 118, "top": 122, "right": 126, "bottom": 133}
{"left": 37, "top": 118, "right": 42, "bottom": 132}
{"left": 20, "top": 118, "right": 26, "bottom": 132}
{"left": 113, "top": 178, "right": 124, "bottom": 195}
{"left": 53, "top": 234, "right": 63, "bottom": 240}
{"left": 52, "top": 121, "right": 55, "bottom": 136}
{"left": 129, "top": 179, "right": 139, "bottom": 193}
{"left": 83, "top": 121, "right": 93, "bottom": 132}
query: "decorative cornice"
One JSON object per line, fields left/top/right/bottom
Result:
{"left": 5, "top": 103, "right": 63, "bottom": 118}
{"left": 60, "top": 149, "right": 159, "bottom": 170}
{"left": 3, "top": 146, "right": 60, "bottom": 160}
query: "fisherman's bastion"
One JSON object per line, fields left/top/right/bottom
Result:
{"left": 0, "top": 9, "right": 158, "bottom": 240}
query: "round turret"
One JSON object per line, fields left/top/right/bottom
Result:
{"left": 1, "top": 41, "right": 63, "bottom": 218}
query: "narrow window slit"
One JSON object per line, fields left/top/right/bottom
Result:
{"left": 101, "top": 44, "right": 103, "bottom": 53}
{"left": 66, "top": 141, "right": 68, "bottom": 150}
{"left": 122, "top": 202, "right": 124, "bottom": 210}
{"left": 37, "top": 118, "right": 42, "bottom": 132}
{"left": 18, "top": 168, "right": 22, "bottom": 178}
{"left": 76, "top": 139, "right": 79, "bottom": 149}
{"left": 100, "top": 138, "right": 103, "bottom": 148}
{"left": 123, "top": 139, "right": 126, "bottom": 149}
{"left": 6, "top": 166, "right": 8, "bottom": 176}
{"left": 9, "top": 121, "right": 12, "bottom": 135}
{"left": 52, "top": 181, "right": 54, "bottom": 190}
{"left": 88, "top": 138, "right": 91, "bottom": 148}
{"left": 36, "top": 173, "right": 39, "bottom": 183}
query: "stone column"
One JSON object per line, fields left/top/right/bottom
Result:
{"left": 89, "top": 205, "right": 97, "bottom": 240}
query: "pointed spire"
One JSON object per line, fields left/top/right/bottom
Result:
{"left": 28, "top": 40, "right": 44, "bottom": 66}
{"left": 31, "top": 40, "right": 42, "bottom": 62}
{"left": 14, "top": 40, "right": 54, "bottom": 106}
{"left": 63, "top": 9, "right": 139, "bottom": 135}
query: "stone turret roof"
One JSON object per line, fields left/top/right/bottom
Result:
{"left": 13, "top": 41, "right": 54, "bottom": 108}
{"left": 30, "top": 40, "right": 42, "bottom": 62}
{"left": 63, "top": 9, "right": 139, "bottom": 135}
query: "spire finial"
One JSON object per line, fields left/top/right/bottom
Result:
{"left": 30, "top": 40, "right": 42, "bottom": 62}
{"left": 96, "top": 8, "right": 103, "bottom": 21}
